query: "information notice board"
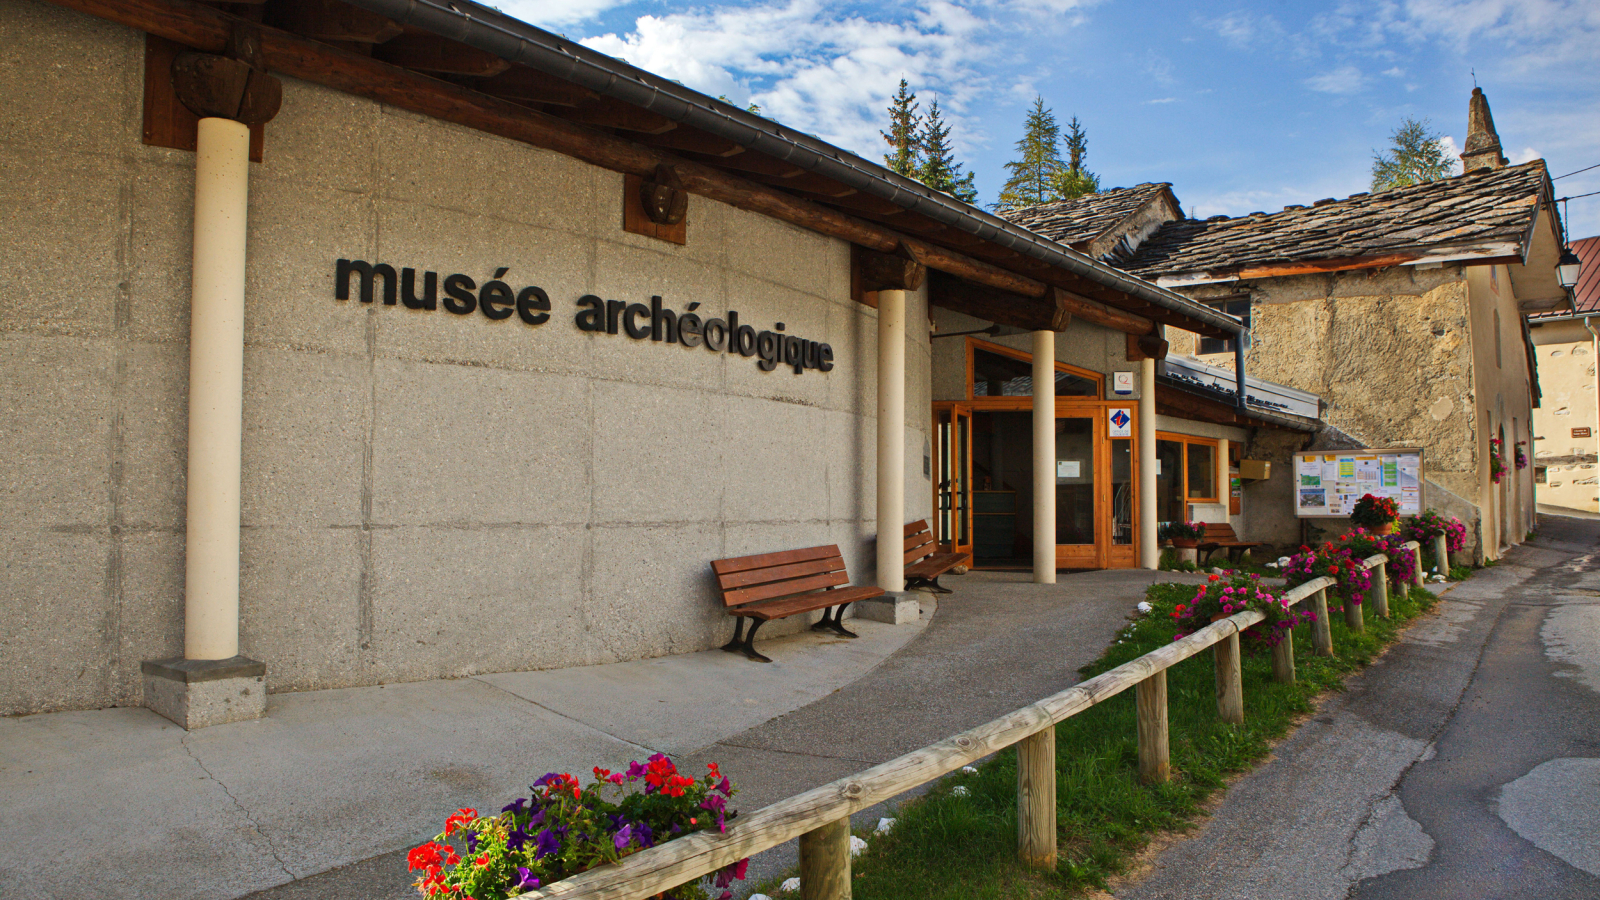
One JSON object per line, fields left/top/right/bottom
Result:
{"left": 1293, "top": 448, "right": 1424, "bottom": 518}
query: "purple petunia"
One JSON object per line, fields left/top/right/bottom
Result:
{"left": 613, "top": 823, "right": 633, "bottom": 851}
{"left": 515, "top": 868, "right": 541, "bottom": 891}
{"left": 534, "top": 828, "right": 561, "bottom": 860}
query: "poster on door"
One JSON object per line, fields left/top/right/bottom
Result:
{"left": 1108, "top": 407, "right": 1132, "bottom": 438}
{"left": 1292, "top": 447, "right": 1424, "bottom": 517}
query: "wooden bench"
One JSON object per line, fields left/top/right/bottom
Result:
{"left": 711, "top": 545, "right": 885, "bottom": 663}
{"left": 1196, "top": 523, "right": 1265, "bottom": 564}
{"left": 902, "top": 520, "right": 972, "bottom": 594}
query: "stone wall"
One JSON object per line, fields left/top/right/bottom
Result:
{"left": 0, "top": 1, "right": 930, "bottom": 715}
{"left": 1529, "top": 319, "right": 1600, "bottom": 513}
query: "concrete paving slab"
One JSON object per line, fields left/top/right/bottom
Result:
{"left": 477, "top": 600, "right": 932, "bottom": 755}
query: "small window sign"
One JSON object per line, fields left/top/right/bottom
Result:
{"left": 1574, "top": 427, "right": 1592, "bottom": 438}
{"left": 1057, "top": 460, "right": 1081, "bottom": 478}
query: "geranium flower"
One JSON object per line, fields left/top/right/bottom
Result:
{"left": 408, "top": 842, "right": 444, "bottom": 871}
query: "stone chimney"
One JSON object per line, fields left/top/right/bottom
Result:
{"left": 1460, "top": 86, "right": 1508, "bottom": 173}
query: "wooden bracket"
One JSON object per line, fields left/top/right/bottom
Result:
{"left": 857, "top": 243, "right": 926, "bottom": 292}
{"left": 639, "top": 164, "right": 688, "bottom": 225}
{"left": 171, "top": 23, "right": 280, "bottom": 124}
{"left": 1127, "top": 331, "right": 1169, "bottom": 361}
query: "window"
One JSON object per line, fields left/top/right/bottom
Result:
{"left": 1198, "top": 297, "right": 1251, "bottom": 355}
{"left": 968, "top": 342, "right": 1101, "bottom": 399}
{"left": 1156, "top": 433, "right": 1220, "bottom": 524}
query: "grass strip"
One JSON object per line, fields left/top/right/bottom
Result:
{"left": 826, "top": 581, "right": 1438, "bottom": 899}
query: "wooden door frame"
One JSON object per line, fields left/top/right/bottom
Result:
{"left": 931, "top": 402, "right": 973, "bottom": 556}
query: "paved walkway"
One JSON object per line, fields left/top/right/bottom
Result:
{"left": 0, "top": 568, "right": 1192, "bottom": 900}
{"left": 1116, "top": 515, "right": 1600, "bottom": 900}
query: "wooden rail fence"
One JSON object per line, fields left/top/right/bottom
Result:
{"left": 529, "top": 541, "right": 1424, "bottom": 900}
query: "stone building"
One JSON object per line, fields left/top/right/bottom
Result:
{"left": 0, "top": 0, "right": 1253, "bottom": 721}
{"left": 1006, "top": 89, "right": 1569, "bottom": 560}
{"left": 1527, "top": 235, "right": 1600, "bottom": 512}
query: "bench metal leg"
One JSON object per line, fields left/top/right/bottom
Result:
{"left": 905, "top": 575, "right": 953, "bottom": 594}
{"left": 810, "top": 604, "right": 858, "bottom": 638}
{"left": 722, "top": 617, "right": 773, "bottom": 663}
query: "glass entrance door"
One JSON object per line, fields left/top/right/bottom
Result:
{"left": 1054, "top": 415, "right": 1098, "bottom": 568}
{"left": 933, "top": 403, "right": 972, "bottom": 556}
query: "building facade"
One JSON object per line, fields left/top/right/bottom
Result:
{"left": 2, "top": 0, "right": 1250, "bottom": 720}
{"left": 1528, "top": 235, "right": 1600, "bottom": 513}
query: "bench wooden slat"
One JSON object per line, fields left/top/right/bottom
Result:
{"left": 716, "top": 556, "right": 845, "bottom": 591}
{"left": 903, "top": 532, "right": 936, "bottom": 552}
{"left": 731, "top": 585, "right": 884, "bottom": 621}
{"left": 908, "top": 552, "right": 970, "bottom": 578}
{"left": 722, "top": 569, "right": 850, "bottom": 606}
{"left": 712, "top": 544, "right": 840, "bottom": 576}
{"left": 903, "top": 521, "right": 926, "bottom": 537}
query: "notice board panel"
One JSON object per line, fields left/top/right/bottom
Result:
{"left": 1293, "top": 448, "right": 1424, "bottom": 518}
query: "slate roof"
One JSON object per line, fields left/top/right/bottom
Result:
{"left": 1120, "top": 161, "right": 1551, "bottom": 278}
{"left": 1000, "top": 183, "right": 1173, "bottom": 247}
{"left": 1568, "top": 235, "right": 1600, "bottom": 314}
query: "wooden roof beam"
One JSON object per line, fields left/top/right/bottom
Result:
{"left": 372, "top": 31, "right": 508, "bottom": 77}
{"left": 475, "top": 65, "right": 596, "bottom": 107}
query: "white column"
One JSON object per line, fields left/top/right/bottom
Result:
{"left": 1032, "top": 331, "right": 1056, "bottom": 584}
{"left": 1139, "top": 357, "right": 1158, "bottom": 569}
{"left": 876, "top": 290, "right": 907, "bottom": 592}
{"left": 185, "top": 117, "right": 251, "bottom": 661}
{"left": 1217, "top": 438, "right": 1230, "bottom": 522}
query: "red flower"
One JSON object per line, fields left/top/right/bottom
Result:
{"left": 444, "top": 850, "right": 461, "bottom": 866}
{"left": 408, "top": 842, "right": 444, "bottom": 871}
{"left": 1207, "top": 573, "right": 1220, "bottom": 582}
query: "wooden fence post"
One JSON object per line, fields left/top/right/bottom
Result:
{"left": 1271, "top": 627, "right": 1295, "bottom": 683}
{"left": 1016, "top": 727, "right": 1057, "bottom": 868}
{"left": 1373, "top": 563, "right": 1390, "bottom": 618}
{"left": 1433, "top": 534, "right": 1450, "bottom": 577}
{"left": 1136, "top": 669, "right": 1169, "bottom": 784}
{"left": 1344, "top": 584, "right": 1364, "bottom": 633}
{"left": 1214, "top": 629, "right": 1243, "bottom": 724}
{"left": 1312, "top": 587, "right": 1333, "bottom": 656}
{"left": 799, "top": 817, "right": 852, "bottom": 900}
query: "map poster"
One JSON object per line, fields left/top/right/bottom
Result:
{"left": 1292, "top": 447, "right": 1425, "bottom": 518}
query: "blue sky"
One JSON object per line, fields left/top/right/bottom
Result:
{"left": 508, "top": 0, "right": 1600, "bottom": 236}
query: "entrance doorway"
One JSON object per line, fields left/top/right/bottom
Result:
{"left": 950, "top": 408, "right": 1136, "bottom": 570}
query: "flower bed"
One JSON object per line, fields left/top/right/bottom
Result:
{"left": 1171, "top": 570, "right": 1308, "bottom": 646}
{"left": 409, "top": 754, "right": 746, "bottom": 900}
{"left": 1280, "top": 527, "right": 1418, "bottom": 611}
{"left": 1401, "top": 509, "right": 1467, "bottom": 554}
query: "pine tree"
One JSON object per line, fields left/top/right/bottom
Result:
{"left": 995, "top": 96, "right": 1066, "bottom": 210}
{"left": 1371, "top": 117, "right": 1458, "bottom": 191}
{"left": 917, "top": 99, "right": 978, "bottom": 204}
{"left": 1056, "top": 116, "right": 1100, "bottom": 200}
{"left": 881, "top": 79, "right": 922, "bottom": 178}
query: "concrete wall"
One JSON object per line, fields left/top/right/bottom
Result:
{"left": 0, "top": 1, "right": 931, "bottom": 715}
{"left": 1465, "top": 263, "right": 1537, "bottom": 553}
{"left": 1529, "top": 318, "right": 1600, "bottom": 513}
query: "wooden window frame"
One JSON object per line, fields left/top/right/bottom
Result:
{"left": 964, "top": 337, "right": 1104, "bottom": 403}
{"left": 1156, "top": 431, "right": 1221, "bottom": 505}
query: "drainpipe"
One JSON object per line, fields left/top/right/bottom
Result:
{"left": 1234, "top": 339, "right": 1248, "bottom": 410}
{"left": 1032, "top": 331, "right": 1056, "bottom": 584}
{"left": 876, "top": 290, "right": 907, "bottom": 592}
{"left": 1585, "top": 317, "right": 1599, "bottom": 511}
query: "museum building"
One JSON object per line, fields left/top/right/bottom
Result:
{"left": 1, "top": 0, "right": 1319, "bottom": 724}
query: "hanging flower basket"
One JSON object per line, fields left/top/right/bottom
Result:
{"left": 1489, "top": 438, "right": 1506, "bottom": 484}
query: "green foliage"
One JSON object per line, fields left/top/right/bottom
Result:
{"left": 1056, "top": 116, "right": 1099, "bottom": 200}
{"left": 846, "top": 582, "right": 1438, "bottom": 899}
{"left": 918, "top": 99, "right": 979, "bottom": 204}
{"left": 995, "top": 97, "right": 1066, "bottom": 211}
{"left": 881, "top": 79, "right": 922, "bottom": 178}
{"left": 1371, "top": 117, "right": 1458, "bottom": 192}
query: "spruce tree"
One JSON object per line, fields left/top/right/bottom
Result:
{"left": 881, "top": 79, "right": 922, "bottom": 178}
{"left": 1057, "top": 116, "right": 1100, "bottom": 200}
{"left": 996, "top": 96, "right": 1066, "bottom": 210}
{"left": 917, "top": 99, "right": 978, "bottom": 204}
{"left": 1371, "top": 117, "right": 1458, "bottom": 191}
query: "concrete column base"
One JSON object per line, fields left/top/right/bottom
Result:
{"left": 854, "top": 591, "right": 921, "bottom": 625}
{"left": 140, "top": 656, "right": 266, "bottom": 730}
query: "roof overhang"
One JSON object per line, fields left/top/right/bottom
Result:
{"left": 48, "top": 0, "right": 1247, "bottom": 340}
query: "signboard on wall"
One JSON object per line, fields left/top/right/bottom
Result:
{"left": 1293, "top": 448, "right": 1424, "bottom": 518}
{"left": 1108, "top": 408, "right": 1132, "bottom": 438}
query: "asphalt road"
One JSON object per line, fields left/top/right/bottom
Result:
{"left": 1119, "top": 514, "right": 1600, "bottom": 900}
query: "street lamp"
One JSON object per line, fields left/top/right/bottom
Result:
{"left": 1558, "top": 246, "right": 1582, "bottom": 289}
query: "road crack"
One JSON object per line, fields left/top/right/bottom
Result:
{"left": 180, "top": 734, "right": 296, "bottom": 882}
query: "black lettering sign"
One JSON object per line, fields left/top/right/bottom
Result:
{"left": 333, "top": 259, "right": 833, "bottom": 374}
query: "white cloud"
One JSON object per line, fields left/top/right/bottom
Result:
{"left": 1512, "top": 146, "right": 1541, "bottom": 164}
{"left": 1382, "top": 66, "right": 1406, "bottom": 76}
{"left": 1144, "top": 97, "right": 1178, "bottom": 104}
{"left": 574, "top": 0, "right": 1082, "bottom": 160}
{"left": 1305, "top": 64, "right": 1368, "bottom": 94}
